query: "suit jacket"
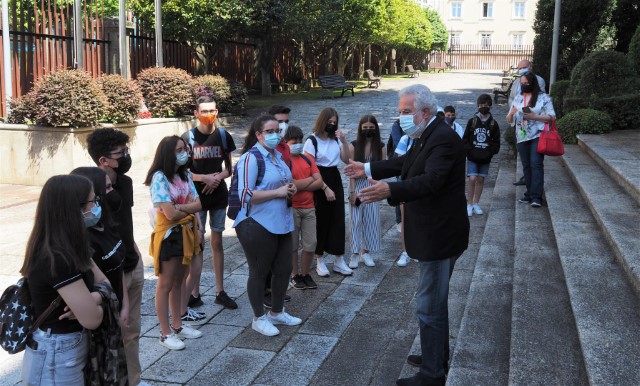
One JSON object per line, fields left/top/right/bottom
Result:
{"left": 370, "top": 117, "right": 469, "bottom": 261}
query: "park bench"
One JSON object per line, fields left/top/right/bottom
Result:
{"left": 318, "top": 74, "right": 357, "bottom": 98}
{"left": 364, "top": 69, "right": 381, "bottom": 88}
{"left": 406, "top": 65, "right": 421, "bottom": 78}
{"left": 428, "top": 63, "right": 446, "bottom": 73}
{"left": 493, "top": 77, "right": 514, "bottom": 104}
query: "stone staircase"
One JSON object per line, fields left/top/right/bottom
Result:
{"left": 446, "top": 130, "right": 640, "bottom": 385}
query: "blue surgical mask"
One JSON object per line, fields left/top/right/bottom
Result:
{"left": 176, "top": 151, "right": 189, "bottom": 166}
{"left": 289, "top": 143, "right": 303, "bottom": 155}
{"left": 83, "top": 204, "right": 102, "bottom": 228}
{"left": 264, "top": 132, "right": 281, "bottom": 149}
{"left": 518, "top": 68, "right": 529, "bottom": 76}
{"left": 399, "top": 114, "right": 420, "bottom": 137}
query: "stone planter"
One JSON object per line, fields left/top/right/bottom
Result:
{"left": 0, "top": 117, "right": 197, "bottom": 186}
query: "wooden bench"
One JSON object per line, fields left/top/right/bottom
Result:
{"left": 428, "top": 63, "right": 446, "bottom": 73}
{"left": 364, "top": 69, "right": 381, "bottom": 88}
{"left": 493, "top": 78, "right": 514, "bottom": 104}
{"left": 318, "top": 74, "right": 357, "bottom": 98}
{"left": 406, "top": 65, "right": 421, "bottom": 78}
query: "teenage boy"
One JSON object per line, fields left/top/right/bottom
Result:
{"left": 182, "top": 96, "right": 238, "bottom": 310}
{"left": 444, "top": 105, "right": 464, "bottom": 138}
{"left": 285, "top": 125, "right": 324, "bottom": 290}
{"left": 87, "top": 128, "right": 145, "bottom": 386}
{"left": 268, "top": 105, "right": 292, "bottom": 167}
{"left": 462, "top": 94, "right": 501, "bottom": 217}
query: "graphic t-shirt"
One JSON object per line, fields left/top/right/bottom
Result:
{"left": 182, "top": 127, "right": 236, "bottom": 210}
{"left": 112, "top": 173, "right": 138, "bottom": 273}
{"left": 88, "top": 225, "right": 126, "bottom": 309}
{"left": 291, "top": 155, "right": 319, "bottom": 208}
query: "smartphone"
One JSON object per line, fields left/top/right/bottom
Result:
{"left": 522, "top": 106, "right": 532, "bottom": 114}
{"left": 355, "top": 197, "right": 362, "bottom": 207}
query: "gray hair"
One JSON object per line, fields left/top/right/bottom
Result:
{"left": 399, "top": 84, "right": 439, "bottom": 115}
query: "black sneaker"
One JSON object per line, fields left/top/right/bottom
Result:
{"left": 531, "top": 200, "right": 542, "bottom": 208}
{"left": 181, "top": 308, "right": 206, "bottom": 324}
{"left": 407, "top": 354, "right": 421, "bottom": 367}
{"left": 291, "top": 275, "right": 306, "bottom": 290}
{"left": 188, "top": 294, "right": 204, "bottom": 308}
{"left": 263, "top": 293, "right": 272, "bottom": 309}
{"left": 284, "top": 294, "right": 291, "bottom": 302}
{"left": 518, "top": 197, "right": 532, "bottom": 204}
{"left": 302, "top": 274, "right": 318, "bottom": 289}
{"left": 215, "top": 291, "right": 238, "bottom": 310}
{"left": 513, "top": 176, "right": 526, "bottom": 186}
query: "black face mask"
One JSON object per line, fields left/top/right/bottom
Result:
{"left": 444, "top": 117, "right": 455, "bottom": 126}
{"left": 478, "top": 107, "right": 491, "bottom": 115}
{"left": 325, "top": 123, "right": 338, "bottom": 134}
{"left": 113, "top": 154, "right": 132, "bottom": 175}
{"left": 521, "top": 84, "right": 533, "bottom": 94}
{"left": 106, "top": 189, "right": 122, "bottom": 213}
{"left": 362, "top": 130, "right": 374, "bottom": 138}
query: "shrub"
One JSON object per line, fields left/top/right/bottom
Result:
{"left": 137, "top": 67, "right": 194, "bottom": 118}
{"left": 96, "top": 75, "right": 143, "bottom": 123}
{"left": 7, "top": 93, "right": 37, "bottom": 124}
{"left": 548, "top": 80, "right": 571, "bottom": 119}
{"left": 599, "top": 93, "right": 640, "bottom": 131}
{"left": 556, "top": 108, "right": 613, "bottom": 144}
{"left": 562, "top": 96, "right": 591, "bottom": 116}
{"left": 566, "top": 50, "right": 640, "bottom": 100}
{"left": 32, "top": 69, "right": 107, "bottom": 127}
{"left": 628, "top": 24, "right": 640, "bottom": 75}
{"left": 194, "top": 75, "right": 247, "bottom": 113}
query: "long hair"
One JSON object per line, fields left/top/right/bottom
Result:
{"left": 70, "top": 167, "right": 115, "bottom": 227}
{"left": 144, "top": 136, "right": 189, "bottom": 186}
{"left": 241, "top": 114, "right": 277, "bottom": 154}
{"left": 522, "top": 71, "right": 542, "bottom": 107}
{"left": 354, "top": 114, "right": 383, "bottom": 162}
{"left": 311, "top": 107, "right": 339, "bottom": 137}
{"left": 20, "top": 175, "right": 94, "bottom": 277}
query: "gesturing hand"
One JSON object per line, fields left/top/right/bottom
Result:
{"left": 358, "top": 178, "right": 391, "bottom": 204}
{"left": 343, "top": 159, "right": 365, "bottom": 178}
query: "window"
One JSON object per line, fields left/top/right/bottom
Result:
{"left": 451, "top": 2, "right": 462, "bottom": 18}
{"left": 450, "top": 33, "right": 461, "bottom": 48}
{"left": 512, "top": 33, "right": 524, "bottom": 49}
{"left": 480, "top": 33, "right": 492, "bottom": 49}
{"left": 514, "top": 2, "right": 525, "bottom": 18}
{"left": 482, "top": 2, "right": 493, "bottom": 18}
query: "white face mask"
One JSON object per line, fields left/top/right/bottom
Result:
{"left": 278, "top": 122, "right": 288, "bottom": 137}
{"left": 289, "top": 143, "right": 303, "bottom": 155}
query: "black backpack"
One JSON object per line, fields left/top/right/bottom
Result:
{"left": 227, "top": 148, "right": 266, "bottom": 220}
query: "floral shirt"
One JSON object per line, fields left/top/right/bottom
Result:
{"left": 150, "top": 170, "right": 198, "bottom": 236}
{"left": 511, "top": 92, "right": 556, "bottom": 143}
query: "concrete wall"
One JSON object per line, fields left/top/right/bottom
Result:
{"left": 0, "top": 118, "right": 197, "bottom": 186}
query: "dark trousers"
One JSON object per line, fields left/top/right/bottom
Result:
{"left": 517, "top": 138, "right": 545, "bottom": 203}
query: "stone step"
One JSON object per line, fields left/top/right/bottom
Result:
{"left": 561, "top": 145, "right": 640, "bottom": 296}
{"left": 577, "top": 131, "right": 640, "bottom": 205}
{"left": 447, "top": 162, "right": 516, "bottom": 385}
{"left": 545, "top": 156, "right": 640, "bottom": 385}
{"left": 508, "top": 159, "right": 587, "bottom": 384}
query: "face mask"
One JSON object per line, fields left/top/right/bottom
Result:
{"left": 325, "top": 123, "right": 338, "bottom": 134}
{"left": 83, "top": 204, "right": 102, "bottom": 228}
{"left": 444, "top": 117, "right": 455, "bottom": 126}
{"left": 197, "top": 113, "right": 217, "bottom": 126}
{"left": 362, "top": 130, "right": 375, "bottom": 138}
{"left": 278, "top": 122, "right": 288, "bottom": 137}
{"left": 518, "top": 68, "right": 529, "bottom": 76}
{"left": 521, "top": 84, "right": 533, "bottom": 93}
{"left": 106, "top": 189, "right": 122, "bottom": 212}
{"left": 289, "top": 143, "right": 303, "bottom": 155}
{"left": 264, "top": 132, "right": 281, "bottom": 149}
{"left": 478, "top": 107, "right": 491, "bottom": 115}
{"left": 176, "top": 151, "right": 189, "bottom": 166}
{"left": 399, "top": 114, "right": 420, "bottom": 137}
{"left": 113, "top": 154, "right": 132, "bottom": 175}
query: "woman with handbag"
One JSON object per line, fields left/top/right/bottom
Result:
{"left": 20, "top": 175, "right": 107, "bottom": 385}
{"left": 507, "top": 71, "right": 556, "bottom": 208}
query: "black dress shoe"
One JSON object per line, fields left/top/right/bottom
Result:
{"left": 406, "top": 355, "right": 449, "bottom": 374}
{"left": 513, "top": 176, "right": 525, "bottom": 186}
{"left": 396, "top": 373, "right": 445, "bottom": 386}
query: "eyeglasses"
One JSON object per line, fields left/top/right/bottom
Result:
{"left": 81, "top": 196, "right": 101, "bottom": 210}
{"left": 261, "top": 128, "right": 282, "bottom": 135}
{"left": 105, "top": 147, "right": 129, "bottom": 159}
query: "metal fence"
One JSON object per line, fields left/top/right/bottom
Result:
{"left": 428, "top": 44, "right": 534, "bottom": 71}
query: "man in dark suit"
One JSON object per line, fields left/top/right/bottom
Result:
{"left": 345, "top": 84, "right": 469, "bottom": 386}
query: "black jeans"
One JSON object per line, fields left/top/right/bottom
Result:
{"left": 235, "top": 218, "right": 292, "bottom": 316}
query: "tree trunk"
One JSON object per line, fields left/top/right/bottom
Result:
{"left": 256, "top": 38, "right": 274, "bottom": 96}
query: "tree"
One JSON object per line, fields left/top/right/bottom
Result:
{"left": 611, "top": 0, "right": 640, "bottom": 52}
{"left": 425, "top": 8, "right": 447, "bottom": 51}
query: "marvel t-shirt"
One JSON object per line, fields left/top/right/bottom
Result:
{"left": 88, "top": 225, "right": 126, "bottom": 309}
{"left": 182, "top": 127, "right": 236, "bottom": 210}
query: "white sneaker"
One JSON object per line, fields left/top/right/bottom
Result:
{"left": 396, "top": 223, "right": 402, "bottom": 233}
{"left": 473, "top": 203, "right": 483, "bottom": 215}
{"left": 316, "top": 257, "right": 330, "bottom": 277}
{"left": 467, "top": 204, "right": 473, "bottom": 217}
{"left": 172, "top": 323, "right": 202, "bottom": 339}
{"left": 397, "top": 251, "right": 410, "bottom": 267}
{"left": 252, "top": 315, "right": 280, "bottom": 336}
{"left": 361, "top": 253, "right": 375, "bottom": 267}
{"left": 333, "top": 256, "right": 354, "bottom": 276}
{"left": 266, "top": 309, "right": 302, "bottom": 326}
{"left": 349, "top": 254, "right": 359, "bottom": 269}
{"left": 159, "top": 333, "right": 185, "bottom": 350}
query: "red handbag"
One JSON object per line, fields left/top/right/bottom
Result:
{"left": 537, "top": 119, "right": 564, "bottom": 156}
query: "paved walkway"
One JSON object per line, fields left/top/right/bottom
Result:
{"left": 0, "top": 71, "right": 508, "bottom": 385}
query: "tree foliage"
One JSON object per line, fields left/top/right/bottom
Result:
{"left": 612, "top": 0, "right": 640, "bottom": 52}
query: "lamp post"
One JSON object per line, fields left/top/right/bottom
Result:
{"left": 2, "top": 0, "right": 11, "bottom": 115}
{"left": 549, "top": 0, "right": 561, "bottom": 91}
{"left": 155, "top": 0, "right": 163, "bottom": 67}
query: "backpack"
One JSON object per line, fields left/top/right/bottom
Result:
{"left": 0, "top": 278, "right": 61, "bottom": 354}
{"left": 306, "top": 135, "right": 338, "bottom": 159}
{"left": 227, "top": 147, "right": 266, "bottom": 220}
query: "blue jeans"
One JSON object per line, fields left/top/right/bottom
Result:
{"left": 22, "top": 328, "right": 88, "bottom": 386}
{"left": 416, "top": 256, "right": 458, "bottom": 379}
{"left": 517, "top": 138, "right": 544, "bottom": 203}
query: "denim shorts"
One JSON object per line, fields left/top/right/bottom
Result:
{"left": 198, "top": 208, "right": 226, "bottom": 233}
{"left": 467, "top": 160, "right": 490, "bottom": 177}
{"left": 22, "top": 328, "right": 88, "bottom": 386}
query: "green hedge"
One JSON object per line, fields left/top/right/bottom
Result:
{"left": 549, "top": 80, "right": 571, "bottom": 119}
{"left": 556, "top": 109, "right": 613, "bottom": 144}
{"left": 628, "top": 24, "right": 640, "bottom": 75}
{"left": 567, "top": 50, "right": 635, "bottom": 100}
{"left": 599, "top": 93, "right": 640, "bottom": 131}
{"left": 137, "top": 67, "right": 194, "bottom": 118}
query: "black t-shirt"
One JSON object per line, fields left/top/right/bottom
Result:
{"left": 112, "top": 173, "right": 138, "bottom": 272}
{"left": 182, "top": 127, "right": 236, "bottom": 210}
{"left": 28, "top": 257, "right": 95, "bottom": 334}
{"left": 88, "top": 224, "right": 126, "bottom": 310}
